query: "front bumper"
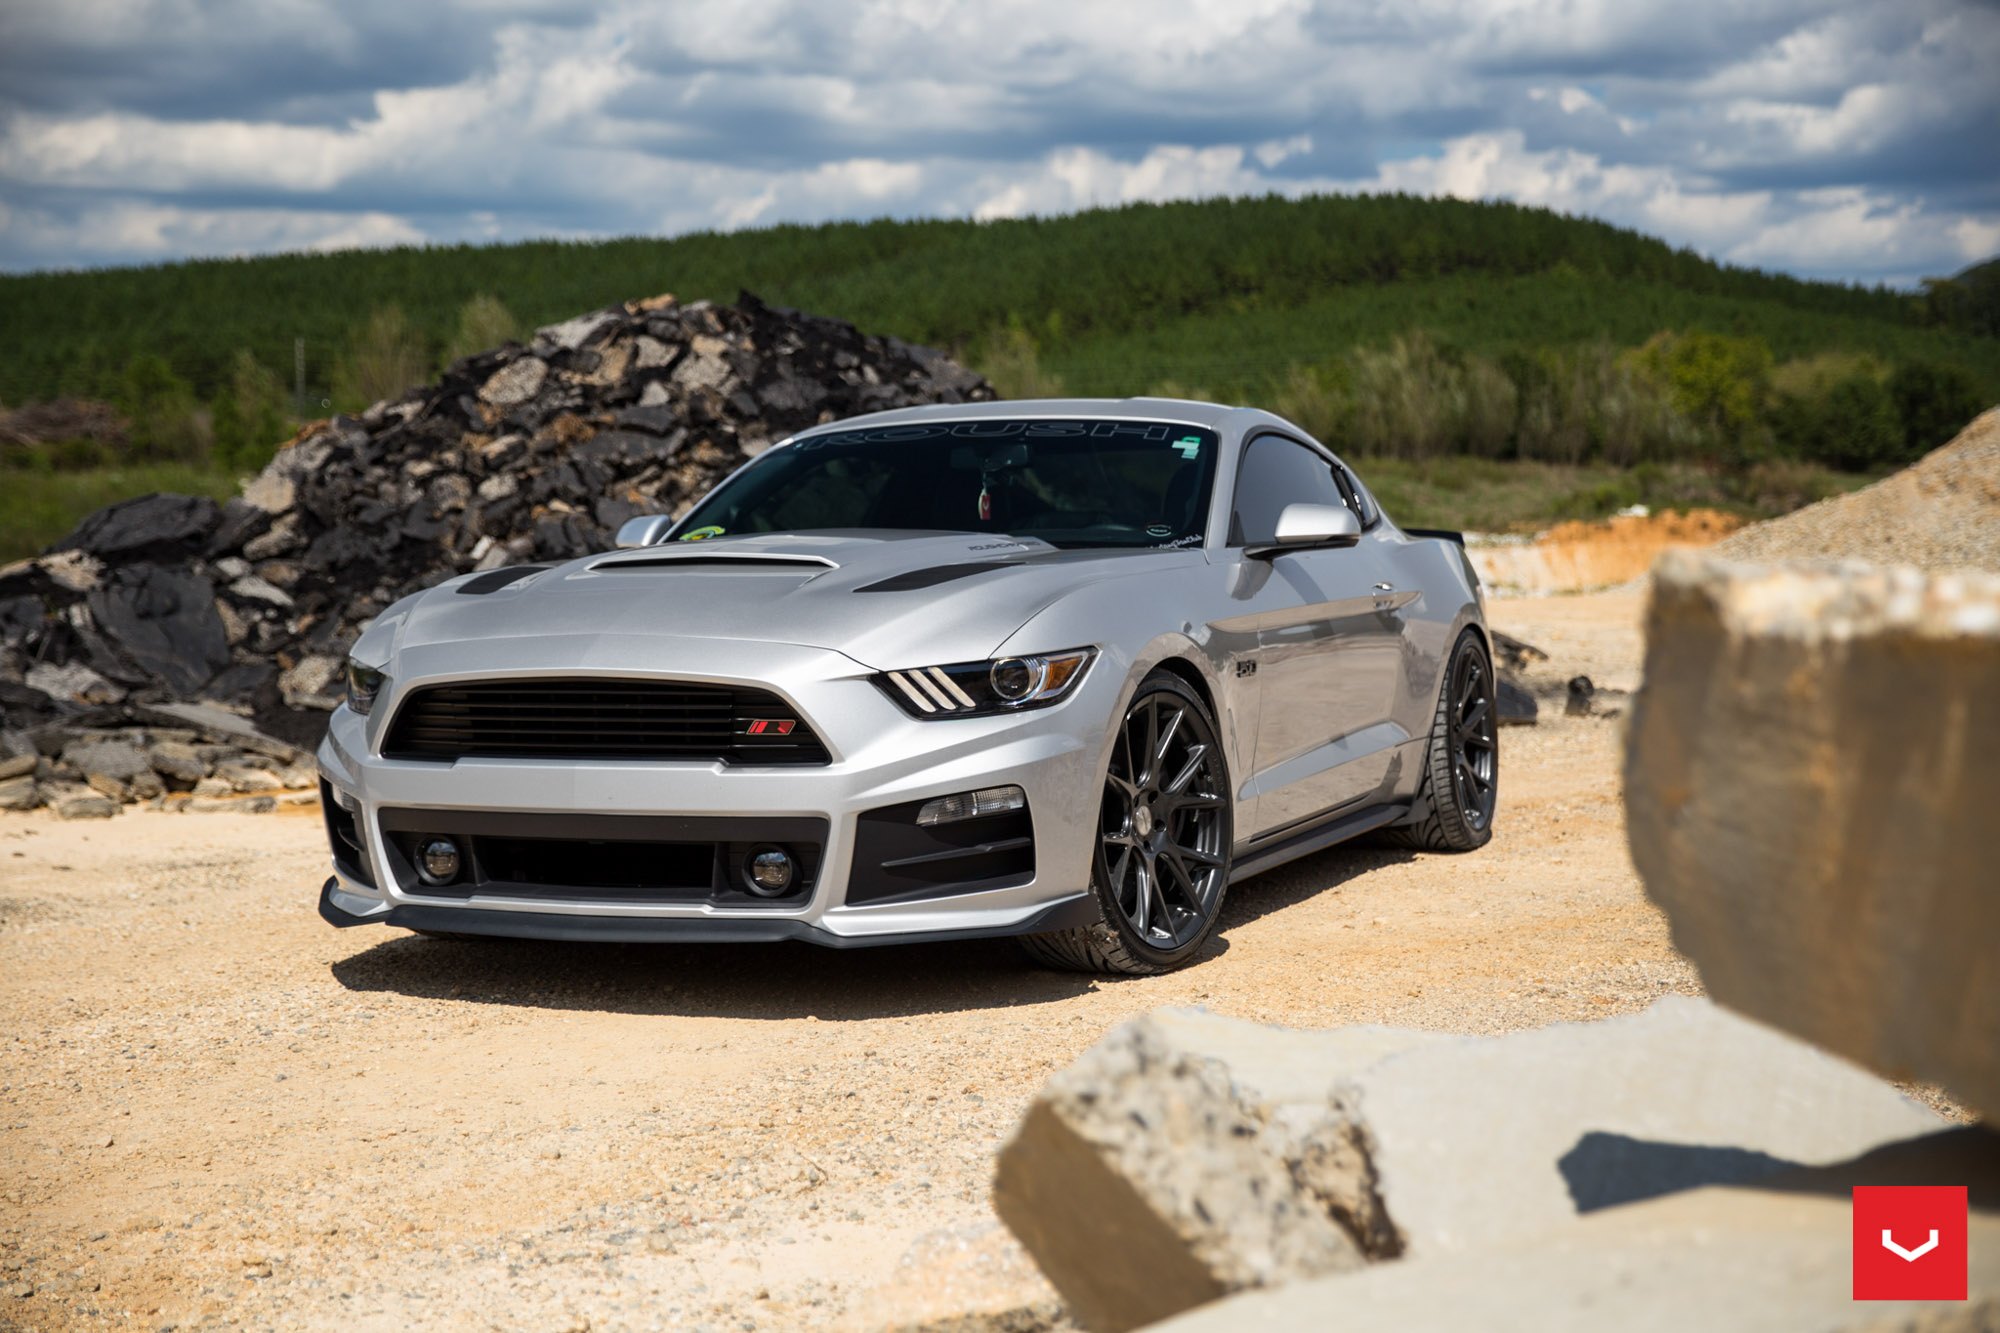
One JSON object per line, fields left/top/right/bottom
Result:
{"left": 315, "top": 638, "right": 1114, "bottom": 945}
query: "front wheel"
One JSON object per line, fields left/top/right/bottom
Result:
{"left": 1382, "top": 630, "right": 1498, "bottom": 852}
{"left": 1019, "top": 672, "right": 1234, "bottom": 975}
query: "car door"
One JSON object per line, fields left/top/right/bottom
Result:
{"left": 1229, "top": 433, "right": 1407, "bottom": 838}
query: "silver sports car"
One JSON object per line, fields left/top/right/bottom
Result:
{"left": 317, "top": 398, "right": 1497, "bottom": 973}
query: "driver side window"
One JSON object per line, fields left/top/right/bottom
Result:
{"left": 1230, "top": 436, "right": 1351, "bottom": 546}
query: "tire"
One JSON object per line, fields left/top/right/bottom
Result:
{"left": 1381, "top": 630, "right": 1498, "bottom": 852}
{"left": 1019, "top": 671, "right": 1234, "bottom": 975}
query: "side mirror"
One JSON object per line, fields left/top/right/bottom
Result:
{"left": 1250, "top": 503, "right": 1361, "bottom": 558}
{"left": 615, "top": 515, "right": 676, "bottom": 549}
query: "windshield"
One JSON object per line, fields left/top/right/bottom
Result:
{"left": 672, "top": 418, "right": 1219, "bottom": 550}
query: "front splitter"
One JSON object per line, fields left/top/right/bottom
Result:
{"left": 317, "top": 877, "right": 1098, "bottom": 947}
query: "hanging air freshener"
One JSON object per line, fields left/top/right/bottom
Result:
{"left": 978, "top": 484, "right": 992, "bottom": 521}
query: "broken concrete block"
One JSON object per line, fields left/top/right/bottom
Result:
{"left": 1626, "top": 554, "right": 2000, "bottom": 1122}
{"left": 997, "top": 1000, "right": 1938, "bottom": 1331}
{"left": 1149, "top": 1125, "right": 2000, "bottom": 1333}
{"left": 993, "top": 1014, "right": 1376, "bottom": 1332}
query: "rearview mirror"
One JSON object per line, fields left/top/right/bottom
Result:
{"left": 615, "top": 515, "right": 676, "bottom": 548}
{"left": 1249, "top": 503, "right": 1361, "bottom": 558}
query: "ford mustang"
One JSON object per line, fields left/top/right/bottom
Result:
{"left": 316, "top": 398, "right": 1497, "bottom": 973}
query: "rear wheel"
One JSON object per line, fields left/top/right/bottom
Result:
{"left": 1382, "top": 630, "right": 1498, "bottom": 851}
{"left": 1019, "top": 672, "right": 1233, "bottom": 975}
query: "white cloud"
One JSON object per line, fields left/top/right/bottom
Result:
{"left": 0, "top": 0, "right": 1993, "bottom": 281}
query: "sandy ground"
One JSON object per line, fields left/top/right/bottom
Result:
{"left": 0, "top": 591, "right": 1704, "bottom": 1332}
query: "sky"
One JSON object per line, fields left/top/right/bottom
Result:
{"left": 0, "top": 0, "right": 1995, "bottom": 285}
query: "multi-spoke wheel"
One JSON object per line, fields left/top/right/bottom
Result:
{"left": 1019, "top": 672, "right": 1233, "bottom": 974}
{"left": 1382, "top": 630, "right": 1498, "bottom": 851}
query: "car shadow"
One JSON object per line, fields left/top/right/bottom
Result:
{"left": 1217, "top": 838, "right": 1418, "bottom": 931}
{"left": 329, "top": 932, "right": 1101, "bottom": 1020}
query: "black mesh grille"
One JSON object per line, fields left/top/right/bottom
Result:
{"left": 383, "top": 679, "right": 830, "bottom": 765}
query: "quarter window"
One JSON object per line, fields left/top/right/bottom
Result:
{"left": 1230, "top": 436, "right": 1351, "bottom": 546}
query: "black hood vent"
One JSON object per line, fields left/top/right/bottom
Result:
{"left": 855, "top": 562, "right": 1015, "bottom": 593}
{"left": 457, "top": 564, "right": 552, "bottom": 595}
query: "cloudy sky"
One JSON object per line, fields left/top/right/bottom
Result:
{"left": 0, "top": 0, "right": 1995, "bottom": 284}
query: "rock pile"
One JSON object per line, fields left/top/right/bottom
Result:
{"left": 0, "top": 293, "right": 993, "bottom": 810}
{"left": 1711, "top": 404, "right": 2000, "bottom": 571}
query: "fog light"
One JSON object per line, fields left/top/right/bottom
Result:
{"left": 917, "top": 785, "right": 1026, "bottom": 827}
{"left": 416, "top": 836, "right": 461, "bottom": 886}
{"left": 746, "top": 846, "right": 794, "bottom": 896}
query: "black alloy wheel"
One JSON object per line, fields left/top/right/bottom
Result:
{"left": 1382, "top": 630, "right": 1499, "bottom": 852}
{"left": 1019, "top": 672, "right": 1233, "bottom": 974}
{"left": 1448, "top": 639, "right": 1498, "bottom": 832}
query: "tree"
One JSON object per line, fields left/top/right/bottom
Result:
{"left": 1888, "top": 361, "right": 1984, "bottom": 459}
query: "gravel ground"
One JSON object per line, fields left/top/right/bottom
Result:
{"left": 0, "top": 591, "right": 1705, "bottom": 1332}
{"left": 1713, "top": 406, "right": 2000, "bottom": 572}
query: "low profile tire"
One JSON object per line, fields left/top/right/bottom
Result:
{"left": 1019, "top": 672, "right": 1234, "bottom": 975}
{"left": 1382, "top": 629, "right": 1498, "bottom": 852}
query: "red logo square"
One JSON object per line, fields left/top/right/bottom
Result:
{"left": 1853, "top": 1185, "right": 1968, "bottom": 1301}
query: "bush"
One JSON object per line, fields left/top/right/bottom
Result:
{"left": 113, "top": 354, "right": 207, "bottom": 462}
{"left": 210, "top": 349, "right": 292, "bottom": 472}
{"left": 334, "top": 305, "right": 429, "bottom": 412}
{"left": 1888, "top": 361, "right": 1984, "bottom": 458}
{"left": 975, "top": 323, "right": 1067, "bottom": 399}
{"left": 444, "top": 293, "right": 523, "bottom": 367}
{"left": 1815, "top": 374, "right": 1906, "bottom": 472}
{"left": 1632, "top": 330, "right": 1772, "bottom": 450}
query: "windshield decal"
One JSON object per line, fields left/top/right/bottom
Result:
{"left": 680, "top": 525, "right": 726, "bottom": 541}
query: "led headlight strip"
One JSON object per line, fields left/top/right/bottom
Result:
{"left": 878, "top": 648, "right": 1094, "bottom": 718}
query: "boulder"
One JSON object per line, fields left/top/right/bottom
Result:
{"left": 0, "top": 752, "right": 36, "bottom": 781}
{"left": 477, "top": 356, "right": 548, "bottom": 406}
{"left": 1626, "top": 554, "right": 2000, "bottom": 1122}
{"left": 0, "top": 775, "right": 38, "bottom": 810}
{"left": 62, "top": 739, "right": 150, "bottom": 782}
{"left": 85, "top": 564, "right": 231, "bottom": 696}
{"left": 52, "top": 493, "right": 219, "bottom": 561}
{"left": 995, "top": 1000, "right": 1939, "bottom": 1331}
{"left": 54, "top": 791, "right": 119, "bottom": 819}
{"left": 146, "top": 740, "right": 208, "bottom": 785}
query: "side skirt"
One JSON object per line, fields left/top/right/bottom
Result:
{"left": 1227, "top": 802, "right": 1408, "bottom": 884}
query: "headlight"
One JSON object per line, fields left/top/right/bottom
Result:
{"left": 876, "top": 648, "right": 1094, "bottom": 718}
{"left": 345, "top": 659, "right": 388, "bottom": 715}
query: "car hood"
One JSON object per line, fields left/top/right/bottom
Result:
{"left": 376, "top": 531, "right": 1203, "bottom": 670}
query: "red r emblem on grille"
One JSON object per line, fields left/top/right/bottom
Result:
{"left": 744, "top": 719, "right": 796, "bottom": 736}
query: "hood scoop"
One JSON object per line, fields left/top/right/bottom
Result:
{"left": 589, "top": 553, "right": 838, "bottom": 573}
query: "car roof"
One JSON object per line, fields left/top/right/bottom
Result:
{"left": 789, "top": 396, "right": 1293, "bottom": 440}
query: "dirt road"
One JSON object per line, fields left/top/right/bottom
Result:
{"left": 0, "top": 591, "right": 1695, "bottom": 1331}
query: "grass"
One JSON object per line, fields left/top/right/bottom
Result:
{"left": 0, "top": 464, "right": 242, "bottom": 563}
{"left": 1356, "top": 455, "right": 1877, "bottom": 533}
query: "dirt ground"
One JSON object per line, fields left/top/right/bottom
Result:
{"left": 0, "top": 591, "right": 1704, "bottom": 1332}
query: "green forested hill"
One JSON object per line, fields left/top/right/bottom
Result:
{"left": 2, "top": 192, "right": 1994, "bottom": 408}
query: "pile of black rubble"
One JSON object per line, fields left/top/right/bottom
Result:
{"left": 0, "top": 293, "right": 993, "bottom": 814}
